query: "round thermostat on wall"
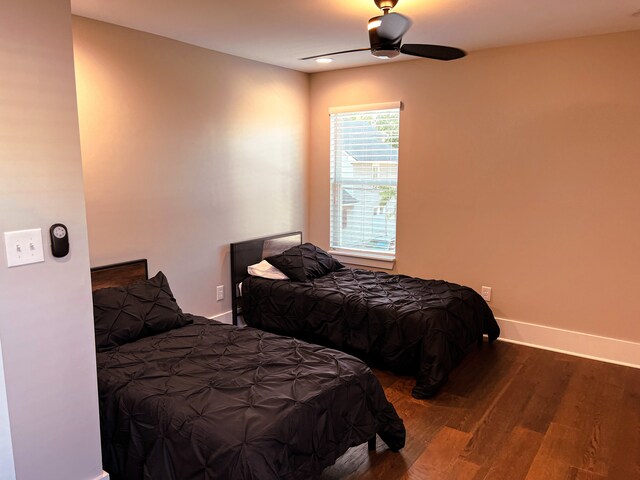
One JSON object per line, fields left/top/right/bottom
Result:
{"left": 49, "top": 223, "right": 69, "bottom": 258}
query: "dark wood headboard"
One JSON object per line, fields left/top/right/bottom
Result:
{"left": 90, "top": 259, "right": 148, "bottom": 291}
{"left": 230, "top": 232, "right": 302, "bottom": 325}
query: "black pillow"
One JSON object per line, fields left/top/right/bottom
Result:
{"left": 265, "top": 243, "right": 344, "bottom": 282}
{"left": 93, "top": 271, "right": 191, "bottom": 352}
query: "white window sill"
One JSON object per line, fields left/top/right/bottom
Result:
{"left": 329, "top": 250, "right": 396, "bottom": 270}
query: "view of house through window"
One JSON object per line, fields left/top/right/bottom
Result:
{"left": 330, "top": 104, "right": 400, "bottom": 255}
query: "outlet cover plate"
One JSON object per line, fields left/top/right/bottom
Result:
{"left": 481, "top": 286, "right": 492, "bottom": 302}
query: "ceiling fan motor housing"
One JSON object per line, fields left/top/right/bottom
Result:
{"left": 374, "top": 0, "right": 399, "bottom": 11}
{"left": 369, "top": 21, "right": 402, "bottom": 58}
{"left": 372, "top": 48, "right": 401, "bottom": 59}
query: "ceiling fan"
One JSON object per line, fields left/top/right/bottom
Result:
{"left": 301, "top": 0, "right": 466, "bottom": 62}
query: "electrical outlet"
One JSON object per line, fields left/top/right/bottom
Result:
{"left": 216, "top": 285, "right": 224, "bottom": 301}
{"left": 481, "top": 286, "right": 492, "bottom": 302}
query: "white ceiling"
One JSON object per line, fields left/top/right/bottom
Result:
{"left": 71, "top": 0, "right": 640, "bottom": 73}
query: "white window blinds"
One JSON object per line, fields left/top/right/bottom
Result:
{"left": 330, "top": 104, "right": 400, "bottom": 255}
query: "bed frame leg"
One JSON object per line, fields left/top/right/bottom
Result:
{"left": 368, "top": 436, "right": 376, "bottom": 451}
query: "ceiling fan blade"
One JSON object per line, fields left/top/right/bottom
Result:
{"left": 400, "top": 44, "right": 466, "bottom": 61}
{"left": 376, "top": 13, "right": 412, "bottom": 42}
{"left": 300, "top": 48, "right": 371, "bottom": 61}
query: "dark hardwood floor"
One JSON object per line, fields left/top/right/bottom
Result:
{"left": 321, "top": 341, "right": 640, "bottom": 479}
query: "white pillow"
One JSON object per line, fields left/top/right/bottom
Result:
{"left": 247, "top": 259, "right": 289, "bottom": 280}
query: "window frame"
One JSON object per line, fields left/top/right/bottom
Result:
{"left": 327, "top": 102, "right": 402, "bottom": 269}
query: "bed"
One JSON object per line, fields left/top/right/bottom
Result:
{"left": 90, "top": 259, "right": 405, "bottom": 480}
{"left": 231, "top": 233, "right": 501, "bottom": 399}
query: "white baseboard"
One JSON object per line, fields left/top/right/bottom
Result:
{"left": 495, "top": 317, "right": 640, "bottom": 369}
{"left": 208, "top": 310, "right": 233, "bottom": 324}
{"left": 92, "top": 472, "right": 109, "bottom": 480}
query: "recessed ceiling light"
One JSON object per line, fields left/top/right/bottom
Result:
{"left": 315, "top": 58, "right": 333, "bottom": 64}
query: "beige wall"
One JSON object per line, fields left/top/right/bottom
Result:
{"left": 73, "top": 17, "right": 308, "bottom": 317}
{"left": 0, "top": 1, "right": 103, "bottom": 479}
{"left": 309, "top": 30, "right": 640, "bottom": 343}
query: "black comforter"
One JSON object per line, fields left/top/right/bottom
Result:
{"left": 97, "top": 316, "right": 405, "bottom": 480}
{"left": 242, "top": 269, "right": 500, "bottom": 398}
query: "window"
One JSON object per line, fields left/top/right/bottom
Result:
{"left": 330, "top": 102, "right": 400, "bottom": 258}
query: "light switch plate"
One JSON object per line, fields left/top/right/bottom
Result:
{"left": 4, "top": 229, "right": 45, "bottom": 267}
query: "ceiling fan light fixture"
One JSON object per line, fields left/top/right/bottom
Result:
{"left": 315, "top": 58, "right": 333, "bottom": 64}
